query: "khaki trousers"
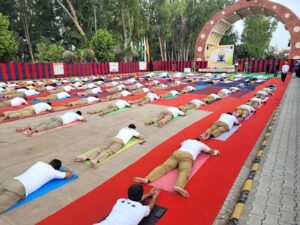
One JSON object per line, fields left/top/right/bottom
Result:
{"left": 248, "top": 101, "right": 259, "bottom": 109}
{"left": 179, "top": 102, "right": 196, "bottom": 112}
{"left": 5, "top": 107, "right": 35, "bottom": 119}
{"left": 236, "top": 109, "right": 249, "bottom": 119}
{"left": 203, "top": 96, "right": 215, "bottom": 104}
{"left": 207, "top": 121, "right": 229, "bottom": 138}
{"left": 0, "top": 179, "right": 26, "bottom": 213}
{"left": 31, "top": 117, "right": 63, "bottom": 132}
{"left": 146, "top": 151, "right": 194, "bottom": 188}
{"left": 85, "top": 137, "right": 124, "bottom": 163}
{"left": 152, "top": 110, "right": 173, "bottom": 125}
{"left": 69, "top": 99, "right": 88, "bottom": 107}
{"left": 129, "top": 97, "right": 151, "bottom": 104}
{"left": 97, "top": 104, "right": 118, "bottom": 115}
{"left": 0, "top": 101, "right": 11, "bottom": 108}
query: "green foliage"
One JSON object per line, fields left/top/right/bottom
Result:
{"left": 235, "top": 44, "right": 261, "bottom": 59}
{"left": 35, "top": 39, "right": 65, "bottom": 63}
{"left": 0, "top": 13, "right": 18, "bottom": 62}
{"left": 63, "top": 50, "right": 77, "bottom": 63}
{"left": 90, "top": 29, "right": 115, "bottom": 62}
{"left": 220, "top": 28, "right": 239, "bottom": 45}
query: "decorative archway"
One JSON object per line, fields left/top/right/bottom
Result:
{"left": 194, "top": 0, "right": 300, "bottom": 62}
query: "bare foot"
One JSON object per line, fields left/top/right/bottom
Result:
{"left": 144, "top": 121, "right": 153, "bottom": 125}
{"left": 157, "top": 121, "right": 164, "bottom": 128}
{"left": 173, "top": 186, "right": 189, "bottom": 198}
{"left": 16, "top": 127, "right": 27, "bottom": 132}
{"left": 24, "top": 129, "right": 33, "bottom": 137}
{"left": 133, "top": 177, "right": 149, "bottom": 184}
{"left": 90, "top": 160, "right": 99, "bottom": 169}
{"left": 74, "top": 156, "right": 87, "bottom": 162}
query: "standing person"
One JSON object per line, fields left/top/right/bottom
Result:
{"left": 265, "top": 63, "right": 271, "bottom": 75}
{"left": 274, "top": 63, "right": 280, "bottom": 77}
{"left": 0, "top": 159, "right": 73, "bottom": 213}
{"left": 281, "top": 62, "right": 290, "bottom": 84}
{"left": 296, "top": 59, "right": 300, "bottom": 78}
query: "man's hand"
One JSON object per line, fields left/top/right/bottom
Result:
{"left": 212, "top": 150, "right": 220, "bottom": 156}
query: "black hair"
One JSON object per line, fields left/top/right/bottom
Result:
{"left": 226, "top": 112, "right": 233, "bottom": 115}
{"left": 23, "top": 97, "right": 28, "bottom": 101}
{"left": 76, "top": 111, "right": 82, "bottom": 116}
{"left": 128, "top": 184, "right": 144, "bottom": 201}
{"left": 128, "top": 124, "right": 136, "bottom": 129}
{"left": 47, "top": 102, "right": 52, "bottom": 106}
{"left": 193, "top": 137, "right": 201, "bottom": 141}
{"left": 49, "top": 159, "right": 62, "bottom": 170}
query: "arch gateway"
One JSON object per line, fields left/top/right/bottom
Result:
{"left": 194, "top": 0, "right": 300, "bottom": 61}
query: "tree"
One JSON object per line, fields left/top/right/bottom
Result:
{"left": 35, "top": 39, "right": 65, "bottom": 63}
{"left": 90, "top": 29, "right": 115, "bottom": 62}
{"left": 0, "top": 13, "right": 18, "bottom": 62}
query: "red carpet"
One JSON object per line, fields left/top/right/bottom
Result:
{"left": 37, "top": 77, "right": 288, "bottom": 225}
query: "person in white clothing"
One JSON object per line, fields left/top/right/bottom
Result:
{"left": 101, "top": 90, "right": 132, "bottom": 101}
{"left": 151, "top": 83, "right": 168, "bottom": 90}
{"left": 107, "top": 84, "right": 126, "bottom": 92}
{"left": 179, "top": 99, "right": 206, "bottom": 112}
{"left": 145, "top": 107, "right": 185, "bottom": 127}
{"left": 229, "top": 87, "right": 241, "bottom": 93}
{"left": 0, "top": 159, "right": 73, "bottom": 213}
{"left": 217, "top": 88, "right": 231, "bottom": 97}
{"left": 78, "top": 87, "right": 102, "bottom": 96}
{"left": 51, "top": 85, "right": 73, "bottom": 93}
{"left": 131, "top": 87, "right": 150, "bottom": 95}
{"left": 95, "top": 184, "right": 160, "bottom": 225}
{"left": 35, "top": 91, "right": 71, "bottom": 101}
{"left": 235, "top": 104, "right": 256, "bottom": 120}
{"left": 168, "top": 80, "right": 182, "bottom": 87}
{"left": 2, "top": 102, "right": 53, "bottom": 120}
{"left": 261, "top": 87, "right": 273, "bottom": 95}
{"left": 66, "top": 96, "right": 100, "bottom": 107}
{"left": 88, "top": 99, "right": 131, "bottom": 116}
{"left": 180, "top": 86, "right": 196, "bottom": 94}
{"left": 255, "top": 90, "right": 269, "bottom": 99}
{"left": 134, "top": 138, "right": 219, "bottom": 198}
{"left": 161, "top": 90, "right": 180, "bottom": 99}
{"left": 247, "top": 97, "right": 265, "bottom": 109}
{"left": 74, "top": 124, "right": 144, "bottom": 168}
{"left": 281, "top": 62, "right": 289, "bottom": 84}
{"left": 16, "top": 111, "right": 86, "bottom": 136}
{"left": 0, "top": 97, "right": 28, "bottom": 108}
{"left": 128, "top": 92, "right": 160, "bottom": 105}
{"left": 203, "top": 93, "right": 221, "bottom": 104}
{"left": 127, "top": 82, "right": 143, "bottom": 90}
{"left": 201, "top": 113, "right": 239, "bottom": 139}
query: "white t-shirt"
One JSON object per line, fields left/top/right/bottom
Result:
{"left": 0, "top": 82, "right": 6, "bottom": 87}
{"left": 142, "top": 88, "right": 150, "bottom": 93}
{"left": 0, "top": 87, "right": 4, "bottom": 92}
{"left": 121, "top": 90, "right": 131, "bottom": 97}
{"left": 251, "top": 97, "right": 263, "bottom": 104}
{"left": 230, "top": 87, "right": 240, "bottom": 92}
{"left": 46, "top": 86, "right": 55, "bottom": 91}
{"left": 152, "top": 80, "right": 160, "bottom": 84}
{"left": 146, "top": 93, "right": 159, "bottom": 101}
{"left": 91, "top": 87, "right": 102, "bottom": 94}
{"left": 26, "top": 81, "right": 34, "bottom": 85}
{"left": 160, "top": 84, "right": 167, "bottom": 88}
{"left": 63, "top": 86, "right": 73, "bottom": 92}
{"left": 190, "top": 99, "right": 205, "bottom": 107}
{"left": 56, "top": 92, "right": 70, "bottom": 99}
{"left": 179, "top": 139, "right": 210, "bottom": 160}
{"left": 115, "top": 100, "right": 130, "bottom": 109}
{"left": 10, "top": 97, "right": 27, "bottom": 107}
{"left": 218, "top": 113, "right": 239, "bottom": 130}
{"left": 170, "top": 90, "right": 180, "bottom": 96}
{"left": 16, "top": 88, "right": 27, "bottom": 93}
{"left": 167, "top": 107, "right": 185, "bottom": 117}
{"left": 237, "top": 104, "right": 255, "bottom": 112}
{"left": 32, "top": 102, "right": 52, "bottom": 114}
{"left": 135, "top": 83, "right": 143, "bottom": 88}
{"left": 59, "top": 112, "right": 83, "bottom": 124}
{"left": 73, "top": 82, "right": 82, "bottom": 88}
{"left": 96, "top": 198, "right": 150, "bottom": 225}
{"left": 117, "top": 84, "right": 126, "bottom": 90}
{"left": 186, "top": 86, "right": 196, "bottom": 91}
{"left": 14, "top": 161, "right": 66, "bottom": 196}
{"left": 111, "top": 81, "right": 119, "bottom": 86}
{"left": 210, "top": 94, "right": 221, "bottom": 99}
{"left": 87, "top": 83, "right": 96, "bottom": 89}
{"left": 282, "top": 64, "right": 289, "bottom": 73}
{"left": 220, "top": 89, "right": 231, "bottom": 95}
{"left": 115, "top": 127, "right": 141, "bottom": 144}
{"left": 86, "top": 96, "right": 99, "bottom": 103}
{"left": 256, "top": 90, "right": 268, "bottom": 96}
{"left": 24, "top": 90, "right": 39, "bottom": 96}
{"left": 126, "top": 78, "right": 136, "bottom": 84}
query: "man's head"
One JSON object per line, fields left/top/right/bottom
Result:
{"left": 226, "top": 112, "right": 233, "bottom": 115}
{"left": 128, "top": 124, "right": 136, "bottom": 129}
{"left": 76, "top": 111, "right": 82, "bottom": 116}
{"left": 128, "top": 184, "right": 144, "bottom": 202}
{"left": 193, "top": 137, "right": 201, "bottom": 142}
{"left": 49, "top": 159, "right": 62, "bottom": 170}
{"left": 23, "top": 97, "right": 28, "bottom": 101}
{"left": 47, "top": 102, "right": 52, "bottom": 106}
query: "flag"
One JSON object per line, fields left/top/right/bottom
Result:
{"left": 146, "top": 36, "right": 150, "bottom": 62}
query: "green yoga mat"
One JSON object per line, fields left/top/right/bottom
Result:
{"left": 80, "top": 138, "right": 139, "bottom": 166}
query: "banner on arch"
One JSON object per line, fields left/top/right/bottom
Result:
{"left": 207, "top": 45, "right": 234, "bottom": 68}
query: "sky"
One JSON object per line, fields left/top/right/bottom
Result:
{"left": 233, "top": 0, "right": 300, "bottom": 50}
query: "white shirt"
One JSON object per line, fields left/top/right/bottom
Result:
{"left": 86, "top": 96, "right": 99, "bottom": 103}
{"left": 0, "top": 82, "right": 6, "bottom": 87}
{"left": 218, "top": 113, "right": 239, "bottom": 130}
{"left": 126, "top": 78, "right": 136, "bottom": 84}
{"left": 250, "top": 97, "right": 263, "bottom": 104}
{"left": 175, "top": 81, "right": 181, "bottom": 85}
{"left": 170, "top": 90, "right": 180, "bottom": 96}
{"left": 220, "top": 89, "right": 231, "bottom": 95}
{"left": 46, "top": 86, "right": 55, "bottom": 91}
{"left": 63, "top": 86, "right": 73, "bottom": 92}
{"left": 115, "top": 100, "right": 130, "bottom": 109}
{"left": 0, "top": 87, "right": 4, "bottom": 92}
{"left": 282, "top": 64, "right": 289, "bottom": 73}
{"left": 142, "top": 88, "right": 150, "bottom": 93}
{"left": 146, "top": 93, "right": 159, "bottom": 101}
{"left": 56, "top": 92, "right": 70, "bottom": 99}
{"left": 115, "top": 127, "right": 141, "bottom": 144}
{"left": 10, "top": 97, "right": 27, "bottom": 107}
{"left": 26, "top": 81, "right": 34, "bottom": 85}
{"left": 121, "top": 90, "right": 131, "bottom": 97}
{"left": 210, "top": 94, "right": 221, "bottom": 99}
{"left": 179, "top": 139, "right": 211, "bottom": 160}
{"left": 186, "top": 86, "right": 196, "bottom": 91}
{"left": 111, "top": 81, "right": 119, "bottom": 86}
{"left": 117, "top": 84, "right": 126, "bottom": 90}
{"left": 14, "top": 161, "right": 66, "bottom": 197}
{"left": 230, "top": 87, "right": 240, "bottom": 92}
{"left": 91, "top": 87, "right": 102, "bottom": 94}
{"left": 262, "top": 87, "right": 272, "bottom": 93}
{"left": 237, "top": 104, "right": 255, "bottom": 112}
{"left": 87, "top": 83, "right": 96, "bottom": 89}
{"left": 135, "top": 83, "right": 143, "bottom": 88}
{"left": 256, "top": 90, "right": 268, "bottom": 96}
{"left": 167, "top": 107, "right": 185, "bottom": 117}
{"left": 160, "top": 84, "right": 167, "bottom": 88}
{"left": 37, "top": 81, "right": 44, "bottom": 85}
{"left": 190, "top": 99, "right": 205, "bottom": 107}
{"left": 59, "top": 112, "right": 83, "bottom": 125}
{"left": 152, "top": 80, "right": 160, "bottom": 84}
{"left": 24, "top": 90, "right": 39, "bottom": 96}
{"left": 32, "top": 102, "right": 52, "bottom": 114}
{"left": 96, "top": 198, "right": 150, "bottom": 225}
{"left": 16, "top": 88, "right": 27, "bottom": 93}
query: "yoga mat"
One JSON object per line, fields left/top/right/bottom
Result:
{"left": 214, "top": 125, "right": 241, "bottom": 141}
{"left": 32, "top": 97, "right": 69, "bottom": 103}
{"left": 80, "top": 138, "right": 139, "bottom": 166}
{"left": 109, "top": 107, "right": 130, "bottom": 115}
{"left": 230, "top": 89, "right": 253, "bottom": 98}
{"left": 1, "top": 169, "right": 78, "bottom": 214}
{"left": 190, "top": 86, "right": 223, "bottom": 95}
{"left": 195, "top": 84, "right": 212, "bottom": 90}
{"left": 150, "top": 154, "right": 210, "bottom": 193}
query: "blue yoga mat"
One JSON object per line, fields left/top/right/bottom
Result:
{"left": 195, "top": 84, "right": 212, "bottom": 90}
{"left": 1, "top": 170, "right": 78, "bottom": 213}
{"left": 31, "top": 97, "right": 69, "bottom": 103}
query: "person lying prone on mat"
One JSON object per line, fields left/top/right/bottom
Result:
{"left": 66, "top": 96, "right": 100, "bottom": 107}
{"left": 201, "top": 112, "right": 239, "bottom": 140}
{"left": 179, "top": 99, "right": 206, "bottom": 112}
{"left": 130, "top": 87, "right": 150, "bottom": 95}
{"left": 2, "top": 102, "right": 53, "bottom": 120}
{"left": 261, "top": 87, "right": 274, "bottom": 95}
{"left": 235, "top": 104, "right": 256, "bottom": 121}
{"left": 78, "top": 87, "right": 102, "bottom": 96}
{"left": 229, "top": 86, "right": 241, "bottom": 93}
{"left": 254, "top": 90, "right": 269, "bottom": 100}
{"left": 217, "top": 88, "right": 231, "bottom": 97}
{"left": 202, "top": 93, "right": 221, "bottom": 104}
{"left": 0, "top": 97, "right": 28, "bottom": 108}
{"left": 0, "top": 159, "right": 73, "bottom": 214}
{"left": 16, "top": 110, "right": 86, "bottom": 136}
{"left": 94, "top": 184, "right": 160, "bottom": 225}
{"left": 161, "top": 90, "right": 180, "bottom": 99}
{"left": 167, "top": 80, "right": 182, "bottom": 87}
{"left": 180, "top": 85, "right": 196, "bottom": 94}
{"left": 50, "top": 85, "right": 74, "bottom": 94}
{"left": 106, "top": 84, "right": 126, "bottom": 93}
{"left": 144, "top": 107, "right": 185, "bottom": 127}
{"left": 101, "top": 90, "right": 132, "bottom": 101}
{"left": 127, "top": 82, "right": 144, "bottom": 90}
{"left": 88, "top": 99, "right": 131, "bottom": 116}
{"left": 74, "top": 124, "right": 144, "bottom": 168}
{"left": 151, "top": 84, "right": 168, "bottom": 90}
{"left": 247, "top": 97, "right": 266, "bottom": 109}
{"left": 35, "top": 91, "right": 71, "bottom": 101}
{"left": 128, "top": 92, "right": 160, "bottom": 106}
{"left": 133, "top": 138, "right": 219, "bottom": 198}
